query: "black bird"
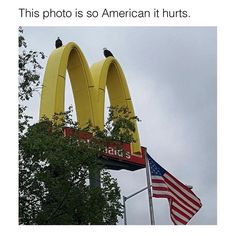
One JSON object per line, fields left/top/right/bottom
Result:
{"left": 103, "top": 48, "right": 114, "bottom": 58}
{"left": 55, "top": 37, "right": 63, "bottom": 49}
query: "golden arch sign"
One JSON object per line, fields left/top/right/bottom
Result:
{"left": 39, "top": 42, "right": 141, "bottom": 156}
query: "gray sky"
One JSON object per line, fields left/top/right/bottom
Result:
{"left": 22, "top": 26, "right": 217, "bottom": 225}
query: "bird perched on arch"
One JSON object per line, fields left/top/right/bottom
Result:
{"left": 55, "top": 37, "right": 63, "bottom": 49}
{"left": 103, "top": 48, "right": 114, "bottom": 58}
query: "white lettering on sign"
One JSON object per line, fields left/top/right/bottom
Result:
{"left": 104, "top": 146, "right": 131, "bottom": 160}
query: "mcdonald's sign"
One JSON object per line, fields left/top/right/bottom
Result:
{"left": 40, "top": 42, "right": 145, "bottom": 170}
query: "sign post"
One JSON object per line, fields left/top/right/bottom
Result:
{"left": 89, "top": 168, "right": 101, "bottom": 188}
{"left": 123, "top": 196, "right": 127, "bottom": 225}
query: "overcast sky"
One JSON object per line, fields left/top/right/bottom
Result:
{"left": 22, "top": 26, "right": 217, "bottom": 225}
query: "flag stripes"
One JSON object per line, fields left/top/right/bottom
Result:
{"left": 164, "top": 174, "right": 200, "bottom": 205}
{"left": 152, "top": 182, "right": 197, "bottom": 214}
{"left": 158, "top": 175, "right": 200, "bottom": 210}
{"left": 147, "top": 154, "right": 202, "bottom": 225}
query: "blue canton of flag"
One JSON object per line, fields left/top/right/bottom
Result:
{"left": 148, "top": 156, "right": 166, "bottom": 176}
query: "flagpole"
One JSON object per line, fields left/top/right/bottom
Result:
{"left": 145, "top": 150, "right": 155, "bottom": 225}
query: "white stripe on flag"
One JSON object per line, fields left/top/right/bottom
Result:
{"left": 152, "top": 182, "right": 167, "bottom": 188}
{"left": 152, "top": 190, "right": 171, "bottom": 197}
{"left": 171, "top": 210, "right": 189, "bottom": 223}
{"left": 151, "top": 176, "right": 164, "bottom": 180}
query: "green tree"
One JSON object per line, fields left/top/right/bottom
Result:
{"left": 18, "top": 28, "right": 139, "bottom": 225}
{"left": 19, "top": 107, "right": 137, "bottom": 224}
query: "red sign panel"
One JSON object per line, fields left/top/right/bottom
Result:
{"left": 63, "top": 127, "right": 146, "bottom": 170}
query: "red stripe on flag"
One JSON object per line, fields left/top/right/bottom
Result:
{"left": 152, "top": 186, "right": 169, "bottom": 191}
{"left": 171, "top": 204, "right": 191, "bottom": 220}
{"left": 152, "top": 178, "right": 165, "bottom": 183}
{"left": 153, "top": 194, "right": 171, "bottom": 199}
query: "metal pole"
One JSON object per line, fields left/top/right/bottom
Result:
{"left": 123, "top": 196, "right": 127, "bottom": 225}
{"left": 126, "top": 186, "right": 149, "bottom": 200}
{"left": 145, "top": 151, "right": 155, "bottom": 225}
{"left": 123, "top": 186, "right": 149, "bottom": 225}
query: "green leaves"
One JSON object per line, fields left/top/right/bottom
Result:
{"left": 18, "top": 27, "right": 46, "bottom": 141}
{"left": 18, "top": 27, "right": 45, "bottom": 102}
{"left": 105, "top": 106, "right": 140, "bottom": 144}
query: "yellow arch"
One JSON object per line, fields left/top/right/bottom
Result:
{"left": 40, "top": 42, "right": 141, "bottom": 154}
{"left": 90, "top": 57, "right": 141, "bottom": 154}
{"left": 40, "top": 42, "right": 98, "bottom": 127}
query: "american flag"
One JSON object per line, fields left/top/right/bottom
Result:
{"left": 147, "top": 154, "right": 202, "bottom": 225}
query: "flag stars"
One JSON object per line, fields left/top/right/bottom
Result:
{"left": 148, "top": 157, "right": 165, "bottom": 176}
